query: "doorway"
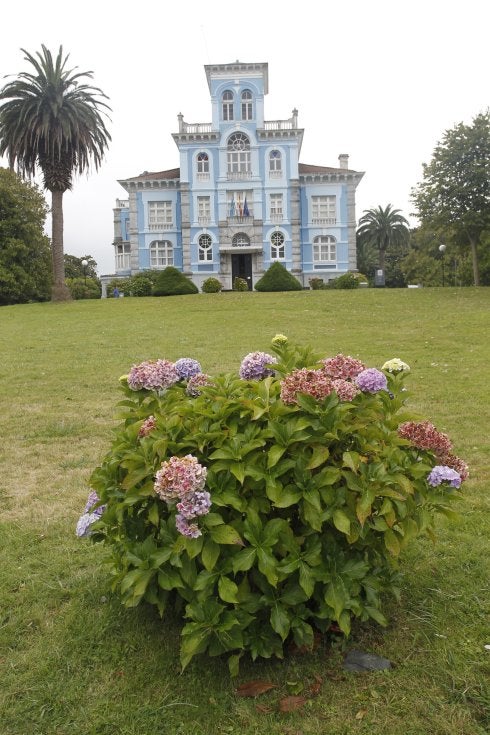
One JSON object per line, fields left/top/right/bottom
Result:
{"left": 231, "top": 253, "right": 253, "bottom": 290}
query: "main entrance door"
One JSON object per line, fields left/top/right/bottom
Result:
{"left": 231, "top": 253, "right": 253, "bottom": 290}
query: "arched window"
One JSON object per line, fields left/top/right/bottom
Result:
{"left": 198, "top": 234, "right": 212, "bottom": 262}
{"left": 222, "top": 90, "right": 234, "bottom": 121}
{"left": 150, "top": 240, "right": 174, "bottom": 268}
{"left": 232, "top": 233, "right": 250, "bottom": 248}
{"left": 227, "top": 133, "right": 251, "bottom": 176}
{"left": 269, "top": 149, "right": 282, "bottom": 175}
{"left": 241, "top": 89, "right": 253, "bottom": 120}
{"left": 197, "top": 152, "right": 209, "bottom": 174}
{"left": 271, "top": 231, "right": 285, "bottom": 260}
{"left": 313, "top": 235, "right": 336, "bottom": 262}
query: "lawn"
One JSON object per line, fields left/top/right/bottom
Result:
{"left": 0, "top": 288, "right": 489, "bottom": 735}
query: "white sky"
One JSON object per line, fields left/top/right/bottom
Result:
{"left": 1, "top": 0, "right": 488, "bottom": 275}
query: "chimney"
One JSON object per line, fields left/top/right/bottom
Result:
{"left": 338, "top": 154, "right": 349, "bottom": 170}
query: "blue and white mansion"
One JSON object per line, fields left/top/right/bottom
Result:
{"left": 110, "top": 61, "right": 364, "bottom": 291}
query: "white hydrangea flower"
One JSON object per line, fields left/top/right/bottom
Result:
{"left": 381, "top": 358, "right": 410, "bottom": 373}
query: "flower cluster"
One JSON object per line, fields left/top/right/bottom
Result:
{"left": 154, "top": 455, "right": 210, "bottom": 537}
{"left": 271, "top": 334, "right": 288, "bottom": 347}
{"left": 239, "top": 351, "right": 277, "bottom": 380}
{"left": 331, "top": 379, "right": 360, "bottom": 401}
{"left": 382, "top": 358, "right": 410, "bottom": 373}
{"left": 355, "top": 368, "right": 388, "bottom": 394}
{"left": 127, "top": 359, "right": 179, "bottom": 391}
{"left": 138, "top": 415, "right": 157, "bottom": 438}
{"left": 175, "top": 358, "right": 202, "bottom": 380}
{"left": 76, "top": 491, "right": 106, "bottom": 538}
{"left": 427, "top": 465, "right": 462, "bottom": 488}
{"left": 441, "top": 453, "right": 469, "bottom": 482}
{"left": 322, "top": 354, "right": 366, "bottom": 380}
{"left": 280, "top": 368, "right": 334, "bottom": 405}
{"left": 398, "top": 421, "right": 452, "bottom": 455}
{"left": 186, "top": 373, "right": 213, "bottom": 397}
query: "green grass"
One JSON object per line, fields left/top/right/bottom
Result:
{"left": 1, "top": 289, "right": 489, "bottom": 735}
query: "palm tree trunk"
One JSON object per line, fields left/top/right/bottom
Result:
{"left": 469, "top": 237, "right": 480, "bottom": 286}
{"left": 50, "top": 189, "right": 71, "bottom": 301}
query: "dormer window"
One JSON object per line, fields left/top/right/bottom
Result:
{"left": 241, "top": 90, "right": 253, "bottom": 120}
{"left": 222, "top": 90, "right": 234, "bottom": 121}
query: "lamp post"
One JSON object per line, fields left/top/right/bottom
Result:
{"left": 438, "top": 244, "right": 446, "bottom": 286}
{"left": 81, "top": 259, "right": 88, "bottom": 286}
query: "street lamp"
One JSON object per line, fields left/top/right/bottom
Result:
{"left": 81, "top": 259, "right": 88, "bottom": 285}
{"left": 438, "top": 244, "right": 446, "bottom": 286}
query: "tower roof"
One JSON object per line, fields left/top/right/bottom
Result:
{"left": 204, "top": 61, "right": 269, "bottom": 94}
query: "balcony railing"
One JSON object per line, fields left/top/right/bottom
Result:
{"left": 116, "top": 199, "right": 129, "bottom": 208}
{"left": 196, "top": 172, "right": 210, "bottom": 181}
{"left": 270, "top": 214, "right": 283, "bottom": 223}
{"left": 227, "top": 214, "right": 253, "bottom": 224}
{"left": 312, "top": 218, "right": 337, "bottom": 226}
{"left": 227, "top": 171, "right": 252, "bottom": 181}
{"left": 269, "top": 170, "right": 282, "bottom": 178}
{"left": 149, "top": 223, "right": 173, "bottom": 231}
{"left": 180, "top": 122, "right": 213, "bottom": 134}
{"left": 198, "top": 216, "right": 211, "bottom": 225}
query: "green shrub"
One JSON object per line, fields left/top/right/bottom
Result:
{"left": 86, "top": 338, "right": 467, "bottom": 675}
{"left": 66, "top": 277, "right": 101, "bottom": 299}
{"left": 255, "top": 262, "right": 302, "bottom": 291}
{"left": 107, "top": 278, "right": 130, "bottom": 297}
{"left": 233, "top": 277, "right": 249, "bottom": 291}
{"left": 327, "top": 272, "right": 360, "bottom": 290}
{"left": 153, "top": 267, "right": 199, "bottom": 296}
{"left": 127, "top": 273, "right": 155, "bottom": 297}
{"left": 308, "top": 277, "right": 325, "bottom": 290}
{"left": 202, "top": 277, "right": 223, "bottom": 293}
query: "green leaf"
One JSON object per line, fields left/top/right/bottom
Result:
{"left": 157, "top": 568, "right": 184, "bottom": 590}
{"left": 384, "top": 529, "right": 401, "bottom": 556}
{"left": 228, "top": 653, "right": 242, "bottom": 677}
{"left": 257, "top": 548, "right": 279, "bottom": 586}
{"left": 218, "top": 576, "right": 239, "bottom": 603}
{"left": 342, "top": 451, "right": 360, "bottom": 472}
{"left": 365, "top": 606, "right": 388, "bottom": 626}
{"left": 148, "top": 502, "right": 160, "bottom": 527}
{"left": 266, "top": 480, "right": 301, "bottom": 507}
{"left": 180, "top": 628, "right": 210, "bottom": 671}
{"left": 231, "top": 546, "right": 257, "bottom": 573}
{"left": 271, "top": 604, "right": 290, "bottom": 640}
{"left": 230, "top": 462, "right": 245, "bottom": 483}
{"left": 202, "top": 539, "right": 220, "bottom": 571}
{"left": 299, "top": 562, "right": 315, "bottom": 597}
{"left": 210, "top": 524, "right": 244, "bottom": 546}
{"left": 333, "top": 509, "right": 351, "bottom": 535}
{"left": 306, "top": 445, "right": 330, "bottom": 470}
{"left": 202, "top": 512, "right": 225, "bottom": 527}
{"left": 325, "top": 580, "right": 347, "bottom": 620}
{"left": 267, "top": 445, "right": 286, "bottom": 468}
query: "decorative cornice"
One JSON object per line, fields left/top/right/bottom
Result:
{"left": 205, "top": 62, "right": 269, "bottom": 94}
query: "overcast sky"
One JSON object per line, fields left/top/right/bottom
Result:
{"left": 1, "top": 0, "right": 488, "bottom": 275}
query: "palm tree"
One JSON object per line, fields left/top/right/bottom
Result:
{"left": 357, "top": 204, "right": 410, "bottom": 275}
{"left": 0, "top": 46, "right": 111, "bottom": 301}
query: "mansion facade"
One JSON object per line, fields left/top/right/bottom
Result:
{"left": 109, "top": 61, "right": 364, "bottom": 292}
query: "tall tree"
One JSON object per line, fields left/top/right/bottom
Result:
{"left": 0, "top": 167, "right": 52, "bottom": 304}
{"left": 411, "top": 111, "right": 490, "bottom": 286}
{"left": 357, "top": 204, "right": 410, "bottom": 275}
{"left": 0, "top": 46, "right": 110, "bottom": 301}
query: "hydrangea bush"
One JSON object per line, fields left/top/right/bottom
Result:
{"left": 83, "top": 336, "right": 467, "bottom": 674}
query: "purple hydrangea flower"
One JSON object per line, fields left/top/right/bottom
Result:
{"left": 175, "top": 357, "right": 202, "bottom": 380}
{"left": 175, "top": 514, "right": 202, "bottom": 538}
{"left": 239, "top": 351, "right": 277, "bottom": 380}
{"left": 427, "top": 465, "right": 462, "bottom": 488}
{"left": 355, "top": 368, "right": 388, "bottom": 394}
{"left": 176, "top": 490, "right": 212, "bottom": 519}
{"left": 76, "top": 492, "right": 105, "bottom": 537}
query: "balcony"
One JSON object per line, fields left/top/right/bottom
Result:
{"left": 149, "top": 223, "right": 173, "bottom": 231}
{"left": 312, "top": 218, "right": 337, "bottom": 226}
{"left": 180, "top": 121, "right": 213, "bottom": 134}
{"left": 270, "top": 214, "right": 283, "bottom": 224}
{"left": 227, "top": 170, "right": 252, "bottom": 181}
{"left": 198, "top": 216, "right": 211, "bottom": 226}
{"left": 227, "top": 214, "right": 253, "bottom": 225}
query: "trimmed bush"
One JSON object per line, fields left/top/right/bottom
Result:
{"left": 233, "top": 277, "right": 249, "bottom": 291}
{"left": 202, "top": 277, "right": 223, "bottom": 293}
{"left": 66, "top": 277, "right": 101, "bottom": 299}
{"left": 327, "top": 272, "right": 360, "bottom": 290}
{"left": 255, "top": 262, "right": 302, "bottom": 292}
{"left": 107, "top": 278, "right": 130, "bottom": 297}
{"left": 153, "top": 267, "right": 199, "bottom": 296}
{"left": 84, "top": 337, "right": 467, "bottom": 675}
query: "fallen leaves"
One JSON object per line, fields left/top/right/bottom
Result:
{"left": 235, "top": 680, "right": 277, "bottom": 698}
{"left": 236, "top": 675, "right": 323, "bottom": 714}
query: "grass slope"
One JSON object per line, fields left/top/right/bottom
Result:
{"left": 0, "top": 289, "right": 489, "bottom": 734}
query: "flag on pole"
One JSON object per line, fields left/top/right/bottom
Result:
{"left": 237, "top": 196, "right": 243, "bottom": 216}
{"left": 229, "top": 197, "right": 236, "bottom": 217}
{"left": 243, "top": 196, "right": 250, "bottom": 217}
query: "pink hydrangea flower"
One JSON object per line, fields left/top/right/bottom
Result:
{"left": 332, "top": 379, "right": 360, "bottom": 401}
{"left": 127, "top": 359, "right": 179, "bottom": 391}
{"left": 438, "top": 453, "right": 469, "bottom": 482}
{"left": 398, "top": 421, "right": 452, "bottom": 456}
{"left": 322, "top": 354, "right": 366, "bottom": 380}
{"left": 138, "top": 415, "right": 157, "bottom": 438}
{"left": 154, "top": 455, "right": 207, "bottom": 501}
{"left": 280, "top": 368, "right": 334, "bottom": 405}
{"left": 186, "top": 373, "right": 213, "bottom": 397}
{"left": 175, "top": 514, "right": 202, "bottom": 538}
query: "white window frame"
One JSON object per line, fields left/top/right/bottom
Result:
{"left": 222, "top": 90, "right": 234, "bottom": 121}
{"left": 313, "top": 235, "right": 337, "bottom": 262}
{"left": 270, "top": 193, "right": 283, "bottom": 222}
{"left": 197, "top": 152, "right": 209, "bottom": 180}
{"left": 269, "top": 149, "right": 282, "bottom": 177}
{"left": 150, "top": 240, "right": 174, "bottom": 268}
{"left": 115, "top": 243, "right": 131, "bottom": 270}
{"left": 270, "top": 231, "right": 285, "bottom": 260}
{"left": 241, "top": 90, "right": 253, "bottom": 120}
{"left": 148, "top": 201, "right": 173, "bottom": 231}
{"left": 311, "top": 196, "right": 336, "bottom": 225}
{"left": 232, "top": 233, "right": 250, "bottom": 248}
{"left": 198, "top": 233, "right": 213, "bottom": 262}
{"left": 227, "top": 133, "right": 251, "bottom": 176}
{"left": 197, "top": 196, "right": 211, "bottom": 225}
